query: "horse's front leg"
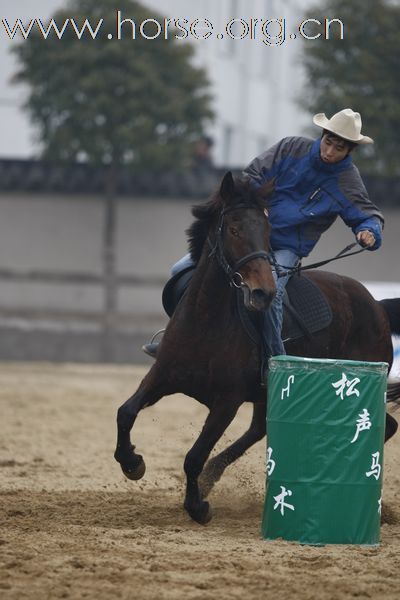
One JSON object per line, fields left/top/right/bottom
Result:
{"left": 184, "top": 396, "right": 241, "bottom": 524}
{"left": 114, "top": 373, "right": 166, "bottom": 480}
{"left": 199, "top": 401, "right": 266, "bottom": 498}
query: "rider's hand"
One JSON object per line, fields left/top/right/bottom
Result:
{"left": 356, "top": 230, "right": 376, "bottom": 248}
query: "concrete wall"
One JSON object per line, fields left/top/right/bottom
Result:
{"left": 0, "top": 191, "right": 193, "bottom": 319}
{"left": 0, "top": 190, "right": 399, "bottom": 363}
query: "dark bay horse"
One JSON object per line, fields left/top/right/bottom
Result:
{"left": 115, "top": 172, "right": 400, "bottom": 524}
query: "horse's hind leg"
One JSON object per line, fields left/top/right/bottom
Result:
{"left": 198, "top": 404, "right": 398, "bottom": 497}
{"left": 199, "top": 402, "right": 266, "bottom": 498}
{"left": 184, "top": 397, "right": 241, "bottom": 524}
{"left": 385, "top": 413, "right": 398, "bottom": 443}
{"left": 114, "top": 372, "right": 167, "bottom": 480}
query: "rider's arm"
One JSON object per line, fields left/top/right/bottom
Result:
{"left": 337, "top": 166, "right": 384, "bottom": 251}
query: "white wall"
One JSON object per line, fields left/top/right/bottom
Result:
{"left": 362, "top": 283, "right": 400, "bottom": 378}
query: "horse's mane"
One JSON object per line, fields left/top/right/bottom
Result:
{"left": 186, "top": 177, "right": 272, "bottom": 263}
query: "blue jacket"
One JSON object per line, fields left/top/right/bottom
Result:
{"left": 243, "top": 137, "right": 383, "bottom": 257}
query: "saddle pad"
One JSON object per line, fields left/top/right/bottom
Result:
{"left": 282, "top": 275, "right": 332, "bottom": 341}
{"left": 236, "top": 274, "right": 332, "bottom": 345}
{"left": 161, "top": 267, "right": 332, "bottom": 343}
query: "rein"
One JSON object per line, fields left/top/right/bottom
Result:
{"left": 207, "top": 204, "right": 273, "bottom": 288}
{"left": 275, "top": 243, "right": 367, "bottom": 278}
{"left": 206, "top": 203, "right": 367, "bottom": 283}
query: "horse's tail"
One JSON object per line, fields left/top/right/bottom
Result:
{"left": 380, "top": 298, "right": 400, "bottom": 335}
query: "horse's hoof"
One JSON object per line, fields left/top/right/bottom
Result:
{"left": 121, "top": 458, "right": 146, "bottom": 481}
{"left": 115, "top": 448, "right": 146, "bottom": 481}
{"left": 185, "top": 500, "right": 213, "bottom": 525}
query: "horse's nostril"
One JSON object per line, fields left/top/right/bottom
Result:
{"left": 250, "top": 288, "right": 275, "bottom": 310}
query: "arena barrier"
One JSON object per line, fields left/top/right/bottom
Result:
{"left": 262, "top": 356, "right": 387, "bottom": 545}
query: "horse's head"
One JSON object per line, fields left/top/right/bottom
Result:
{"left": 210, "top": 171, "right": 277, "bottom": 311}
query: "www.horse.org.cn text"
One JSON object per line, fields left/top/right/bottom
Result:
{"left": 1, "top": 13, "right": 345, "bottom": 45}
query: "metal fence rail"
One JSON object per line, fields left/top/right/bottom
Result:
{"left": 0, "top": 268, "right": 164, "bottom": 287}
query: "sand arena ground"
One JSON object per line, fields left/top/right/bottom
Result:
{"left": 1, "top": 363, "right": 400, "bottom": 599}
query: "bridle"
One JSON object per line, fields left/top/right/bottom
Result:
{"left": 207, "top": 203, "right": 275, "bottom": 290}
{"left": 206, "top": 202, "right": 368, "bottom": 293}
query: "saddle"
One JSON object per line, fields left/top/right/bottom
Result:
{"left": 162, "top": 267, "right": 332, "bottom": 344}
{"left": 162, "top": 266, "right": 197, "bottom": 318}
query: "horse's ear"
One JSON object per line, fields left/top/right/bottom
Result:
{"left": 219, "top": 171, "right": 235, "bottom": 202}
{"left": 259, "top": 177, "right": 275, "bottom": 199}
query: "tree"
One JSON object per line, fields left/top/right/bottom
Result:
{"left": 12, "top": 0, "right": 214, "bottom": 360}
{"left": 12, "top": 0, "right": 213, "bottom": 169}
{"left": 300, "top": 0, "right": 400, "bottom": 175}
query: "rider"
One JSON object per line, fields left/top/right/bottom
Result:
{"left": 143, "top": 108, "right": 384, "bottom": 360}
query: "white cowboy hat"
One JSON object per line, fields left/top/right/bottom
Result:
{"left": 313, "top": 108, "right": 374, "bottom": 144}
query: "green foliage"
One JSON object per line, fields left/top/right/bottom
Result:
{"left": 300, "top": 0, "right": 400, "bottom": 175}
{"left": 12, "top": 0, "right": 214, "bottom": 168}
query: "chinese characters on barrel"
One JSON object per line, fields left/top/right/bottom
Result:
{"left": 366, "top": 451, "right": 381, "bottom": 480}
{"left": 332, "top": 372, "right": 360, "bottom": 400}
{"left": 273, "top": 486, "right": 295, "bottom": 516}
{"left": 281, "top": 375, "right": 295, "bottom": 399}
{"left": 266, "top": 447, "right": 276, "bottom": 475}
{"left": 351, "top": 408, "right": 372, "bottom": 443}
{"left": 271, "top": 370, "right": 383, "bottom": 517}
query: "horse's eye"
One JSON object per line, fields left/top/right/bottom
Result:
{"left": 229, "top": 227, "right": 239, "bottom": 237}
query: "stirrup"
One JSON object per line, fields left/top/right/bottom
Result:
{"left": 142, "top": 342, "right": 159, "bottom": 358}
{"left": 141, "top": 329, "right": 164, "bottom": 359}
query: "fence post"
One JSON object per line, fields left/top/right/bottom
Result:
{"left": 102, "top": 165, "right": 118, "bottom": 362}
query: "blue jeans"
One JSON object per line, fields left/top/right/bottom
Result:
{"left": 263, "top": 249, "right": 300, "bottom": 356}
{"left": 171, "top": 249, "right": 300, "bottom": 357}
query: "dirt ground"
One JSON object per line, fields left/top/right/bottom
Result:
{"left": 1, "top": 363, "right": 400, "bottom": 600}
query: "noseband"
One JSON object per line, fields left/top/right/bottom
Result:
{"left": 207, "top": 204, "right": 274, "bottom": 289}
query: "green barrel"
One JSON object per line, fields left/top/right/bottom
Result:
{"left": 262, "top": 356, "right": 388, "bottom": 545}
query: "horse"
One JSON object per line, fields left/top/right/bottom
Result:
{"left": 114, "top": 172, "right": 400, "bottom": 524}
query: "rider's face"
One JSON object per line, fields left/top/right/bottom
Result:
{"left": 320, "top": 134, "right": 351, "bottom": 164}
